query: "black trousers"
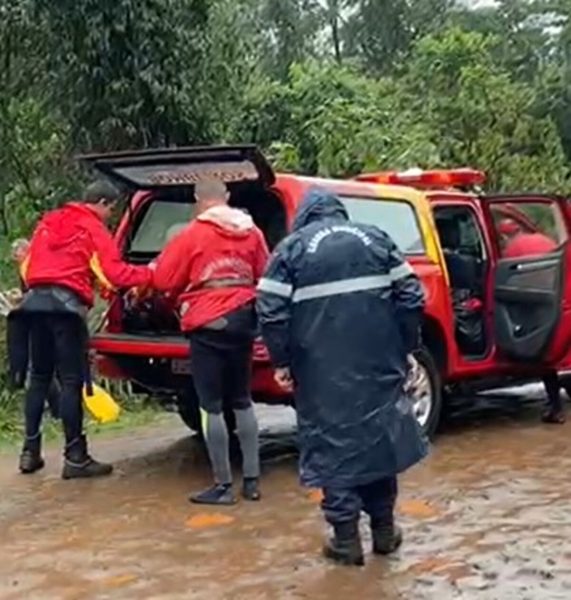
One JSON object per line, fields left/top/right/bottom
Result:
{"left": 189, "top": 303, "right": 256, "bottom": 414}
{"left": 189, "top": 329, "right": 253, "bottom": 414}
{"left": 26, "top": 366, "right": 60, "bottom": 419}
{"left": 322, "top": 477, "right": 398, "bottom": 526}
{"left": 25, "top": 314, "right": 85, "bottom": 444}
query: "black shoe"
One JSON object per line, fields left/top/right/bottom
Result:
{"left": 190, "top": 484, "right": 237, "bottom": 506}
{"left": 371, "top": 522, "right": 403, "bottom": 555}
{"left": 242, "top": 478, "right": 261, "bottom": 501}
{"left": 62, "top": 435, "right": 113, "bottom": 480}
{"left": 542, "top": 409, "right": 566, "bottom": 425}
{"left": 19, "top": 436, "right": 45, "bottom": 474}
{"left": 323, "top": 522, "right": 364, "bottom": 566}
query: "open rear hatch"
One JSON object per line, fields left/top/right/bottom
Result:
{"left": 78, "top": 144, "right": 275, "bottom": 189}
{"left": 80, "top": 146, "right": 276, "bottom": 385}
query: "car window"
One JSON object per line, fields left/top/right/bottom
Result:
{"left": 129, "top": 200, "right": 195, "bottom": 254}
{"left": 489, "top": 201, "right": 568, "bottom": 259}
{"left": 340, "top": 197, "right": 425, "bottom": 254}
{"left": 434, "top": 206, "right": 486, "bottom": 259}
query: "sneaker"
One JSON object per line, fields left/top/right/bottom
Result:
{"left": 189, "top": 484, "right": 237, "bottom": 506}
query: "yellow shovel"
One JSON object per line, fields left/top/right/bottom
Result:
{"left": 82, "top": 365, "right": 121, "bottom": 424}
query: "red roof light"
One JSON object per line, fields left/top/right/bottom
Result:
{"left": 355, "top": 168, "right": 486, "bottom": 189}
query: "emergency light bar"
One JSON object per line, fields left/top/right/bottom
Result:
{"left": 354, "top": 168, "right": 486, "bottom": 189}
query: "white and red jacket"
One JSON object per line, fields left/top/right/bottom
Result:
{"left": 153, "top": 205, "right": 269, "bottom": 332}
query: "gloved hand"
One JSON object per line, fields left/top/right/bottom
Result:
{"left": 129, "top": 261, "right": 157, "bottom": 302}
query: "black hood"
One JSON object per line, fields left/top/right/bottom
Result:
{"left": 292, "top": 188, "right": 349, "bottom": 231}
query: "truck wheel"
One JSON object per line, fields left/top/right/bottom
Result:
{"left": 177, "top": 388, "right": 201, "bottom": 433}
{"left": 411, "top": 347, "right": 442, "bottom": 439}
{"left": 176, "top": 388, "right": 237, "bottom": 436}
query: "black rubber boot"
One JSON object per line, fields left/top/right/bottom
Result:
{"left": 371, "top": 521, "right": 403, "bottom": 555}
{"left": 190, "top": 484, "right": 237, "bottom": 506}
{"left": 323, "top": 521, "right": 365, "bottom": 566}
{"left": 62, "top": 435, "right": 113, "bottom": 480}
{"left": 19, "top": 435, "right": 45, "bottom": 474}
{"left": 242, "top": 477, "right": 261, "bottom": 501}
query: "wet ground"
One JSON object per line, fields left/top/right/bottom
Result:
{"left": 1, "top": 384, "right": 571, "bottom": 599}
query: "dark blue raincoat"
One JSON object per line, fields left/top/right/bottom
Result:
{"left": 256, "top": 188, "right": 428, "bottom": 489}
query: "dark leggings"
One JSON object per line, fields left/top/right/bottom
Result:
{"left": 25, "top": 314, "right": 85, "bottom": 444}
{"left": 189, "top": 329, "right": 253, "bottom": 414}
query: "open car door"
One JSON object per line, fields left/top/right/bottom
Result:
{"left": 77, "top": 144, "right": 276, "bottom": 189}
{"left": 483, "top": 195, "right": 571, "bottom": 363}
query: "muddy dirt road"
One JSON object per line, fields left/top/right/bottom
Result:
{"left": 2, "top": 385, "right": 571, "bottom": 600}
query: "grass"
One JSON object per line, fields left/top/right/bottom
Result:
{"left": 0, "top": 387, "right": 170, "bottom": 449}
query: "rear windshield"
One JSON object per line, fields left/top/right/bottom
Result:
{"left": 341, "top": 196, "right": 425, "bottom": 254}
{"left": 127, "top": 195, "right": 424, "bottom": 257}
{"left": 128, "top": 200, "right": 196, "bottom": 254}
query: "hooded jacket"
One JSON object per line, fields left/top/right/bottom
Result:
{"left": 153, "top": 204, "right": 269, "bottom": 332}
{"left": 256, "top": 188, "right": 428, "bottom": 488}
{"left": 23, "top": 203, "right": 151, "bottom": 307}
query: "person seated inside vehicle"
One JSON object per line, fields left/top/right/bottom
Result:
{"left": 436, "top": 215, "right": 486, "bottom": 356}
{"left": 498, "top": 219, "right": 557, "bottom": 258}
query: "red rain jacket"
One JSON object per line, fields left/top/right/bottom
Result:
{"left": 503, "top": 232, "right": 557, "bottom": 259}
{"left": 153, "top": 205, "right": 269, "bottom": 332}
{"left": 23, "top": 203, "right": 151, "bottom": 307}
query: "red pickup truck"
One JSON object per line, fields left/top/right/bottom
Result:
{"left": 83, "top": 146, "right": 571, "bottom": 437}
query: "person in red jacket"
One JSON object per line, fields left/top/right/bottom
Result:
{"left": 153, "top": 178, "right": 269, "bottom": 505}
{"left": 498, "top": 219, "right": 557, "bottom": 258}
{"left": 17, "top": 180, "right": 152, "bottom": 478}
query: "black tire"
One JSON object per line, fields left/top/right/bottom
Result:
{"left": 176, "top": 386, "right": 237, "bottom": 436}
{"left": 411, "top": 347, "right": 442, "bottom": 440}
{"left": 177, "top": 387, "right": 201, "bottom": 433}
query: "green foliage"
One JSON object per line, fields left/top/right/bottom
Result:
{"left": 274, "top": 61, "right": 438, "bottom": 175}
{"left": 0, "top": 0, "right": 568, "bottom": 213}
{"left": 400, "top": 28, "right": 569, "bottom": 191}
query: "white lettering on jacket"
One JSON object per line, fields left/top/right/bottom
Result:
{"left": 307, "top": 225, "right": 372, "bottom": 254}
{"left": 199, "top": 257, "right": 253, "bottom": 283}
